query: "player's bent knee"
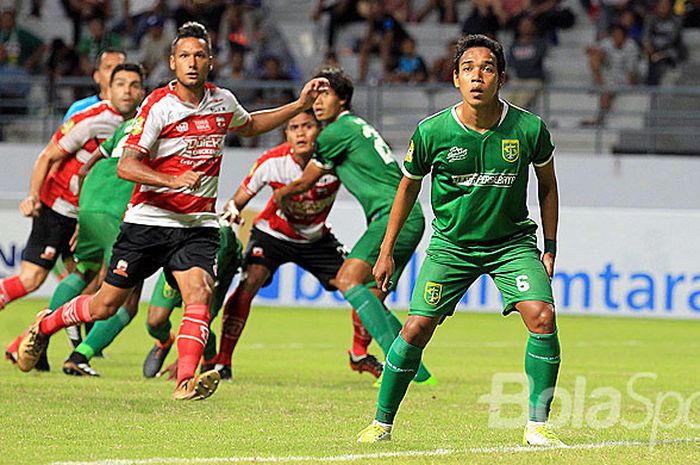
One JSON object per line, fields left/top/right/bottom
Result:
{"left": 401, "top": 315, "right": 438, "bottom": 348}
{"left": 528, "top": 303, "right": 556, "bottom": 334}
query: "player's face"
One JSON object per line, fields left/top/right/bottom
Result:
{"left": 109, "top": 71, "right": 145, "bottom": 116}
{"left": 312, "top": 87, "right": 346, "bottom": 122}
{"left": 170, "top": 37, "right": 212, "bottom": 88}
{"left": 286, "top": 112, "right": 319, "bottom": 156}
{"left": 94, "top": 52, "right": 126, "bottom": 96}
{"left": 453, "top": 47, "right": 504, "bottom": 108}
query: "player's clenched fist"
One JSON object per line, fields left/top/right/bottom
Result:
{"left": 19, "top": 195, "right": 41, "bottom": 217}
{"left": 298, "top": 77, "right": 330, "bottom": 109}
{"left": 169, "top": 171, "right": 203, "bottom": 190}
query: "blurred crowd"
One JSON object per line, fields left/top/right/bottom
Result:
{"left": 0, "top": 0, "right": 698, "bottom": 129}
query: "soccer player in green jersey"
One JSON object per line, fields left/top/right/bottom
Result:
{"left": 356, "top": 35, "right": 563, "bottom": 446}
{"left": 274, "top": 68, "right": 434, "bottom": 385}
{"left": 58, "top": 114, "right": 142, "bottom": 376}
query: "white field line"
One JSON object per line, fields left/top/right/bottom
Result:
{"left": 50, "top": 437, "right": 700, "bottom": 465}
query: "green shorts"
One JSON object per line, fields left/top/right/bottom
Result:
{"left": 409, "top": 233, "right": 554, "bottom": 318}
{"left": 74, "top": 211, "right": 122, "bottom": 274}
{"left": 347, "top": 204, "right": 425, "bottom": 291}
{"left": 148, "top": 225, "right": 243, "bottom": 315}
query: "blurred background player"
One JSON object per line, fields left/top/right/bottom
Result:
{"left": 4, "top": 63, "right": 144, "bottom": 370}
{"left": 357, "top": 35, "right": 561, "bottom": 446}
{"left": 214, "top": 110, "right": 382, "bottom": 381}
{"left": 274, "top": 68, "right": 435, "bottom": 386}
{"left": 15, "top": 21, "right": 330, "bottom": 402}
{"left": 0, "top": 62, "right": 142, "bottom": 320}
{"left": 64, "top": 48, "right": 126, "bottom": 120}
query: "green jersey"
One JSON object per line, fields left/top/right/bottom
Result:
{"left": 403, "top": 103, "right": 554, "bottom": 246}
{"left": 313, "top": 111, "right": 406, "bottom": 222}
{"left": 79, "top": 119, "right": 135, "bottom": 218}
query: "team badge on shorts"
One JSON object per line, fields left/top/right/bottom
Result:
{"left": 162, "top": 281, "right": 176, "bottom": 299}
{"left": 40, "top": 246, "right": 56, "bottom": 261}
{"left": 424, "top": 281, "right": 443, "bottom": 306}
{"left": 502, "top": 139, "right": 520, "bottom": 163}
{"left": 114, "top": 259, "right": 129, "bottom": 277}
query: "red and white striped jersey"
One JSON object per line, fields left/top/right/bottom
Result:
{"left": 39, "top": 101, "right": 124, "bottom": 218}
{"left": 123, "top": 81, "right": 251, "bottom": 228}
{"left": 242, "top": 143, "right": 340, "bottom": 243}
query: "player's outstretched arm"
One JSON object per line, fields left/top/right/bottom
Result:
{"left": 272, "top": 161, "right": 327, "bottom": 205}
{"left": 534, "top": 160, "right": 559, "bottom": 278}
{"left": 117, "top": 148, "right": 203, "bottom": 190}
{"left": 232, "top": 78, "right": 329, "bottom": 137}
{"left": 374, "top": 176, "right": 423, "bottom": 292}
{"left": 20, "top": 141, "right": 69, "bottom": 217}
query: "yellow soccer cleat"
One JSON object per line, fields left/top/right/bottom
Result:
{"left": 17, "top": 309, "right": 51, "bottom": 372}
{"left": 522, "top": 421, "right": 566, "bottom": 447}
{"left": 356, "top": 421, "right": 392, "bottom": 443}
{"left": 172, "top": 369, "right": 221, "bottom": 401}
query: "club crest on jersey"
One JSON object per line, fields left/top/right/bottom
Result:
{"left": 131, "top": 117, "right": 145, "bottom": 136}
{"left": 405, "top": 140, "right": 414, "bottom": 163}
{"left": 502, "top": 139, "right": 520, "bottom": 163}
{"left": 424, "top": 281, "right": 443, "bottom": 306}
{"left": 114, "top": 259, "right": 129, "bottom": 277}
{"left": 40, "top": 246, "right": 56, "bottom": 260}
{"left": 215, "top": 115, "right": 226, "bottom": 129}
{"left": 60, "top": 120, "right": 74, "bottom": 135}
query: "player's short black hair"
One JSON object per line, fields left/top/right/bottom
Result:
{"left": 288, "top": 108, "right": 320, "bottom": 127}
{"left": 110, "top": 62, "right": 145, "bottom": 85}
{"left": 171, "top": 21, "right": 212, "bottom": 55}
{"left": 453, "top": 34, "right": 506, "bottom": 75}
{"left": 94, "top": 48, "right": 126, "bottom": 72}
{"left": 314, "top": 67, "right": 353, "bottom": 111}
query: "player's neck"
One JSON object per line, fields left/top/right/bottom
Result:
{"left": 98, "top": 90, "right": 109, "bottom": 101}
{"left": 457, "top": 99, "right": 503, "bottom": 133}
{"left": 292, "top": 150, "right": 312, "bottom": 167}
{"left": 174, "top": 81, "right": 206, "bottom": 106}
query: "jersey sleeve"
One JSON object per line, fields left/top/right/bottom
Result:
{"left": 124, "top": 94, "right": 165, "bottom": 155}
{"left": 227, "top": 91, "right": 252, "bottom": 130}
{"left": 241, "top": 158, "right": 269, "bottom": 195}
{"left": 531, "top": 119, "right": 555, "bottom": 167}
{"left": 401, "top": 126, "right": 431, "bottom": 179}
{"left": 53, "top": 114, "right": 95, "bottom": 155}
{"left": 312, "top": 126, "right": 346, "bottom": 170}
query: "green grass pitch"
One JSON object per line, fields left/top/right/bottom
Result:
{"left": 0, "top": 299, "right": 698, "bottom": 464}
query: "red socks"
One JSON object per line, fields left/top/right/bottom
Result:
{"left": 0, "top": 276, "right": 28, "bottom": 310}
{"left": 39, "top": 294, "right": 94, "bottom": 336}
{"left": 351, "top": 308, "right": 372, "bottom": 357}
{"left": 217, "top": 287, "right": 254, "bottom": 366}
{"left": 176, "top": 304, "right": 210, "bottom": 385}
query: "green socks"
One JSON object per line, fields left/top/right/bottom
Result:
{"left": 375, "top": 335, "right": 423, "bottom": 424}
{"left": 49, "top": 273, "right": 86, "bottom": 311}
{"left": 75, "top": 307, "right": 132, "bottom": 361}
{"left": 343, "top": 285, "right": 433, "bottom": 382}
{"left": 147, "top": 319, "right": 172, "bottom": 345}
{"left": 525, "top": 331, "right": 561, "bottom": 422}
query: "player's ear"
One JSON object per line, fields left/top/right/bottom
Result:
{"left": 452, "top": 70, "right": 459, "bottom": 88}
{"left": 169, "top": 54, "right": 175, "bottom": 71}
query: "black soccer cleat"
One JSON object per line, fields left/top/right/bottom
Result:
{"left": 349, "top": 351, "right": 383, "bottom": 379}
{"left": 63, "top": 352, "right": 100, "bottom": 377}
{"left": 143, "top": 341, "right": 172, "bottom": 378}
{"left": 215, "top": 364, "right": 232, "bottom": 381}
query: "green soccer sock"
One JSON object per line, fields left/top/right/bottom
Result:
{"left": 344, "top": 285, "right": 433, "bottom": 382}
{"left": 76, "top": 307, "right": 132, "bottom": 361}
{"left": 525, "top": 331, "right": 561, "bottom": 422}
{"left": 375, "top": 335, "right": 423, "bottom": 424}
{"left": 147, "top": 319, "right": 172, "bottom": 345}
{"left": 48, "top": 273, "right": 87, "bottom": 311}
{"left": 382, "top": 307, "right": 433, "bottom": 383}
